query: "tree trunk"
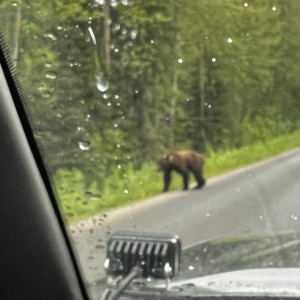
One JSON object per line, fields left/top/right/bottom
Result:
{"left": 103, "top": 0, "right": 111, "bottom": 74}
{"left": 169, "top": 69, "right": 178, "bottom": 147}
{"left": 197, "top": 58, "right": 207, "bottom": 147}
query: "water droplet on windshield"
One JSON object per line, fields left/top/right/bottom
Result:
{"left": 291, "top": 214, "right": 298, "bottom": 221}
{"left": 124, "top": 189, "right": 129, "bottom": 194}
{"left": 45, "top": 62, "right": 53, "bottom": 68}
{"left": 88, "top": 27, "right": 97, "bottom": 45}
{"left": 111, "top": 0, "right": 118, "bottom": 7}
{"left": 45, "top": 71, "right": 57, "bottom": 79}
{"left": 45, "top": 33, "right": 57, "bottom": 41}
{"left": 78, "top": 141, "right": 91, "bottom": 151}
{"left": 211, "top": 57, "right": 217, "bottom": 63}
{"left": 130, "top": 30, "right": 138, "bottom": 39}
{"left": 178, "top": 58, "right": 183, "bottom": 64}
{"left": 112, "top": 23, "right": 121, "bottom": 33}
{"left": 272, "top": 6, "right": 277, "bottom": 12}
{"left": 227, "top": 38, "right": 233, "bottom": 44}
{"left": 95, "top": 73, "right": 109, "bottom": 92}
{"left": 42, "top": 92, "right": 52, "bottom": 99}
{"left": 76, "top": 127, "right": 91, "bottom": 150}
{"left": 188, "top": 265, "right": 194, "bottom": 270}
{"left": 244, "top": 3, "right": 249, "bottom": 7}
{"left": 95, "top": 0, "right": 104, "bottom": 5}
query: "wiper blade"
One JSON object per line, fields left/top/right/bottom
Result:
{"left": 101, "top": 266, "right": 142, "bottom": 300}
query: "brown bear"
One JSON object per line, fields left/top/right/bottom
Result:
{"left": 157, "top": 150, "right": 206, "bottom": 192}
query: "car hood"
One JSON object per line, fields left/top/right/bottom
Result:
{"left": 166, "top": 232, "right": 300, "bottom": 297}
{"left": 178, "top": 232, "right": 300, "bottom": 280}
{"left": 92, "top": 232, "right": 300, "bottom": 298}
{"left": 168, "top": 268, "right": 300, "bottom": 297}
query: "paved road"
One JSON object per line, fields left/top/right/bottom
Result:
{"left": 70, "top": 148, "right": 300, "bottom": 284}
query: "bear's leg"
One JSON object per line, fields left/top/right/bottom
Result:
{"left": 181, "top": 171, "right": 189, "bottom": 190}
{"left": 163, "top": 170, "right": 172, "bottom": 192}
{"left": 192, "top": 169, "right": 206, "bottom": 189}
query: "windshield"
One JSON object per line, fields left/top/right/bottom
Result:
{"left": 1, "top": 0, "right": 300, "bottom": 298}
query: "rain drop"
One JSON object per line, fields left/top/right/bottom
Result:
{"left": 95, "top": 73, "right": 109, "bottom": 92}
{"left": 45, "top": 33, "right": 57, "bottom": 41}
{"left": 124, "top": 189, "right": 129, "bottom": 194}
{"left": 88, "top": 27, "right": 97, "bottom": 45}
{"left": 272, "top": 6, "right": 277, "bottom": 12}
{"left": 121, "top": 28, "right": 127, "bottom": 39}
{"left": 211, "top": 57, "right": 217, "bottom": 63}
{"left": 112, "top": 24, "right": 121, "bottom": 33}
{"left": 291, "top": 214, "right": 298, "bottom": 221}
{"left": 178, "top": 58, "right": 183, "bottom": 64}
{"left": 45, "top": 62, "right": 53, "bottom": 68}
{"left": 78, "top": 141, "right": 91, "bottom": 151}
{"left": 95, "top": 0, "right": 104, "bottom": 5}
{"left": 130, "top": 30, "right": 138, "bottom": 39}
{"left": 45, "top": 71, "right": 57, "bottom": 80}
{"left": 188, "top": 266, "right": 194, "bottom": 271}
{"left": 111, "top": 0, "right": 118, "bottom": 7}
{"left": 244, "top": 2, "right": 249, "bottom": 7}
{"left": 227, "top": 38, "right": 233, "bottom": 44}
{"left": 42, "top": 92, "right": 52, "bottom": 99}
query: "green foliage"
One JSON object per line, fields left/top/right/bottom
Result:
{"left": 1, "top": 0, "right": 300, "bottom": 222}
{"left": 56, "top": 130, "right": 300, "bottom": 223}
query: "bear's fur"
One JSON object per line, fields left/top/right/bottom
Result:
{"left": 157, "top": 150, "right": 205, "bottom": 192}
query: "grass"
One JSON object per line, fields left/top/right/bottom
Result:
{"left": 54, "top": 129, "right": 300, "bottom": 224}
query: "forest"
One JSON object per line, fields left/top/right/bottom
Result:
{"left": 1, "top": 0, "right": 300, "bottom": 221}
